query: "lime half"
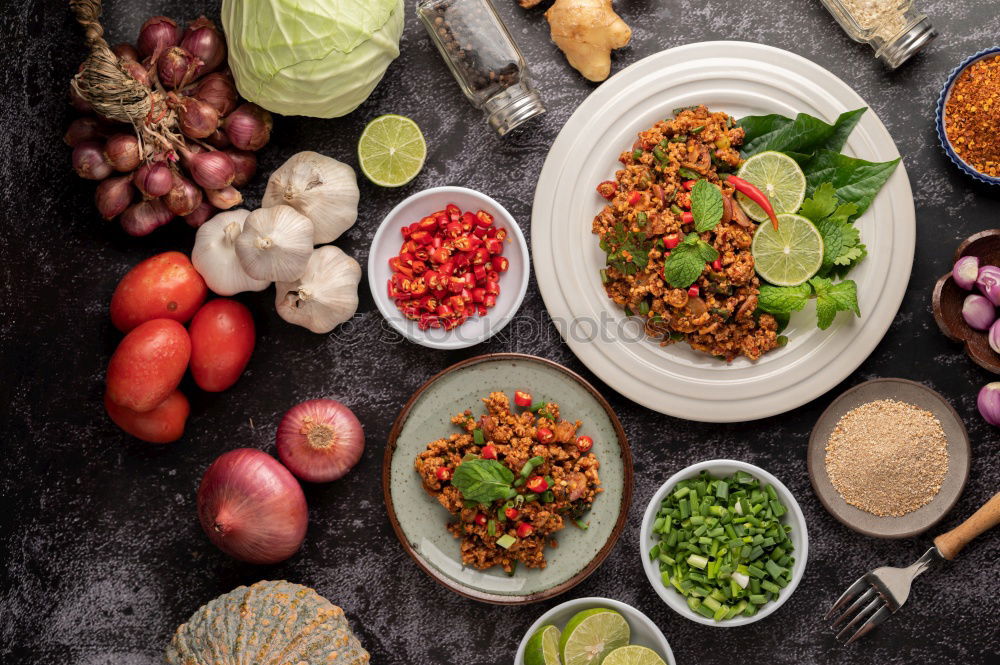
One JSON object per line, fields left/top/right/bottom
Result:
{"left": 357, "top": 114, "right": 426, "bottom": 187}
{"left": 751, "top": 213, "right": 824, "bottom": 286}
{"left": 603, "top": 645, "right": 668, "bottom": 665}
{"left": 736, "top": 151, "right": 806, "bottom": 221}
{"left": 524, "top": 625, "right": 562, "bottom": 665}
{"left": 560, "top": 608, "right": 631, "bottom": 665}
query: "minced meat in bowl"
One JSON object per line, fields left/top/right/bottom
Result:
{"left": 414, "top": 390, "right": 601, "bottom": 574}
{"left": 594, "top": 105, "right": 780, "bottom": 361}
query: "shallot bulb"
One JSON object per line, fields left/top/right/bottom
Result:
{"left": 112, "top": 42, "right": 140, "bottom": 62}
{"left": 157, "top": 46, "right": 199, "bottom": 89}
{"left": 275, "top": 246, "right": 361, "bottom": 334}
{"left": 68, "top": 82, "right": 93, "bottom": 113}
{"left": 978, "top": 382, "right": 1000, "bottom": 426}
{"left": 205, "top": 129, "right": 231, "bottom": 149}
{"left": 192, "top": 209, "right": 269, "bottom": 295}
{"left": 953, "top": 256, "right": 979, "bottom": 291}
{"left": 135, "top": 161, "right": 173, "bottom": 198}
{"left": 191, "top": 72, "right": 237, "bottom": 117}
{"left": 138, "top": 16, "right": 179, "bottom": 58}
{"left": 204, "top": 185, "right": 243, "bottom": 210}
{"left": 990, "top": 319, "right": 1000, "bottom": 354}
{"left": 962, "top": 293, "right": 995, "bottom": 331}
{"left": 223, "top": 103, "right": 272, "bottom": 152}
{"left": 184, "top": 201, "right": 216, "bottom": 228}
{"left": 95, "top": 175, "right": 134, "bottom": 220}
{"left": 262, "top": 151, "right": 359, "bottom": 244}
{"left": 276, "top": 399, "right": 365, "bottom": 483}
{"left": 104, "top": 133, "right": 141, "bottom": 172}
{"left": 175, "top": 96, "right": 219, "bottom": 139}
{"left": 197, "top": 448, "right": 308, "bottom": 564}
{"left": 181, "top": 16, "right": 226, "bottom": 76}
{"left": 225, "top": 149, "right": 257, "bottom": 187}
{"left": 235, "top": 205, "right": 314, "bottom": 282}
{"left": 164, "top": 172, "right": 203, "bottom": 216}
{"left": 977, "top": 265, "right": 1000, "bottom": 306}
{"left": 72, "top": 141, "right": 112, "bottom": 180}
{"left": 120, "top": 199, "right": 173, "bottom": 236}
{"left": 123, "top": 59, "right": 151, "bottom": 88}
{"left": 185, "top": 149, "right": 235, "bottom": 190}
{"left": 64, "top": 117, "right": 102, "bottom": 147}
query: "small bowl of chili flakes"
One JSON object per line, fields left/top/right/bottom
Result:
{"left": 936, "top": 46, "right": 1000, "bottom": 187}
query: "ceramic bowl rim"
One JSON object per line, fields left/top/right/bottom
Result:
{"left": 935, "top": 46, "right": 1000, "bottom": 187}
{"left": 513, "top": 596, "right": 676, "bottom": 665}
{"left": 367, "top": 185, "right": 530, "bottom": 349}
{"left": 382, "top": 353, "right": 634, "bottom": 604}
{"left": 638, "top": 459, "right": 809, "bottom": 626}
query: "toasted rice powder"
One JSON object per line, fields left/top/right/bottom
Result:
{"left": 824, "top": 399, "right": 949, "bottom": 517}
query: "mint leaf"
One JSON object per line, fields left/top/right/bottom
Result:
{"left": 663, "top": 233, "right": 716, "bottom": 288}
{"left": 691, "top": 180, "right": 724, "bottom": 232}
{"left": 452, "top": 459, "right": 516, "bottom": 503}
{"left": 757, "top": 283, "right": 813, "bottom": 314}
{"left": 810, "top": 277, "right": 859, "bottom": 330}
{"left": 803, "top": 151, "right": 900, "bottom": 221}
{"left": 799, "top": 182, "right": 838, "bottom": 223}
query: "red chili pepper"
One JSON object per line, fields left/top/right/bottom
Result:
{"left": 663, "top": 233, "right": 680, "bottom": 249}
{"left": 681, "top": 212, "right": 694, "bottom": 224}
{"left": 481, "top": 444, "right": 497, "bottom": 460}
{"left": 688, "top": 285, "right": 700, "bottom": 298}
{"left": 682, "top": 180, "right": 697, "bottom": 191}
{"left": 474, "top": 513, "right": 488, "bottom": 526}
{"left": 505, "top": 507, "right": 519, "bottom": 520}
{"left": 435, "top": 466, "right": 451, "bottom": 481}
{"left": 726, "top": 174, "right": 780, "bottom": 230}
{"left": 514, "top": 391, "right": 532, "bottom": 407}
{"left": 536, "top": 427, "right": 554, "bottom": 444}
{"left": 712, "top": 259, "right": 723, "bottom": 271}
{"left": 516, "top": 522, "right": 534, "bottom": 538}
{"left": 526, "top": 476, "right": 548, "bottom": 493}
{"left": 576, "top": 435, "right": 593, "bottom": 453}
{"left": 596, "top": 181, "right": 618, "bottom": 200}
{"left": 627, "top": 190, "right": 641, "bottom": 206}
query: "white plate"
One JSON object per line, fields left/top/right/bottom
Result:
{"left": 531, "top": 41, "right": 915, "bottom": 422}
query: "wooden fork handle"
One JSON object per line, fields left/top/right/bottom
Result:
{"left": 934, "top": 492, "right": 1000, "bottom": 560}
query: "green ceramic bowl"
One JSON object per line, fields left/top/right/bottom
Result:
{"left": 383, "top": 353, "right": 633, "bottom": 604}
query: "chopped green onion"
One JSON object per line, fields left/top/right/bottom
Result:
{"left": 473, "top": 429, "right": 484, "bottom": 445}
{"left": 574, "top": 518, "right": 589, "bottom": 530}
{"left": 632, "top": 148, "right": 643, "bottom": 160}
{"left": 496, "top": 534, "right": 516, "bottom": 549}
{"left": 487, "top": 519, "right": 496, "bottom": 536}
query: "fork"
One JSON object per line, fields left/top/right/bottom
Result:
{"left": 826, "top": 492, "right": 1000, "bottom": 644}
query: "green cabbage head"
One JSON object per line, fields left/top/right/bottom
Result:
{"left": 221, "top": 0, "right": 404, "bottom": 118}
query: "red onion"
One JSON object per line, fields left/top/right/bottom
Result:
{"left": 165, "top": 172, "right": 203, "bottom": 216}
{"left": 104, "top": 133, "right": 141, "bottom": 172}
{"left": 72, "top": 141, "right": 112, "bottom": 180}
{"left": 990, "top": 319, "right": 1000, "bottom": 354}
{"left": 123, "top": 59, "right": 151, "bottom": 88}
{"left": 225, "top": 149, "right": 257, "bottom": 187}
{"left": 112, "top": 42, "right": 140, "bottom": 62}
{"left": 953, "top": 256, "right": 979, "bottom": 290}
{"left": 157, "top": 46, "right": 199, "bottom": 89}
{"left": 206, "top": 128, "right": 231, "bottom": 149}
{"left": 962, "top": 293, "right": 995, "bottom": 331}
{"left": 181, "top": 16, "right": 226, "bottom": 76}
{"left": 184, "top": 201, "right": 216, "bottom": 228}
{"left": 68, "top": 83, "right": 93, "bottom": 113}
{"left": 64, "top": 117, "right": 102, "bottom": 147}
{"left": 185, "top": 149, "right": 235, "bottom": 189}
{"left": 175, "top": 96, "right": 219, "bottom": 139}
{"left": 120, "top": 199, "right": 173, "bottom": 236}
{"left": 138, "top": 16, "right": 179, "bottom": 58}
{"left": 223, "top": 103, "right": 272, "bottom": 151}
{"left": 978, "top": 382, "right": 1000, "bottom": 426}
{"left": 276, "top": 399, "right": 365, "bottom": 483}
{"left": 204, "top": 185, "right": 243, "bottom": 210}
{"left": 197, "top": 448, "right": 308, "bottom": 564}
{"left": 977, "top": 265, "right": 1000, "bottom": 306}
{"left": 134, "top": 161, "right": 173, "bottom": 198}
{"left": 191, "top": 72, "right": 237, "bottom": 117}
{"left": 95, "top": 175, "right": 134, "bottom": 220}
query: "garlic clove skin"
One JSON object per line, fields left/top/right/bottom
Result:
{"left": 235, "top": 205, "right": 315, "bottom": 282}
{"left": 261, "top": 151, "right": 360, "bottom": 245}
{"left": 192, "top": 209, "right": 271, "bottom": 296}
{"left": 275, "top": 246, "right": 361, "bottom": 334}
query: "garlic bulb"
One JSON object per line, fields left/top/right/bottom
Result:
{"left": 261, "top": 151, "right": 360, "bottom": 244}
{"left": 275, "top": 246, "right": 361, "bottom": 334}
{"left": 235, "top": 205, "right": 315, "bottom": 282}
{"left": 192, "top": 209, "right": 271, "bottom": 296}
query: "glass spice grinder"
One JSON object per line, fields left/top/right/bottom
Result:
{"left": 417, "top": 0, "right": 545, "bottom": 136}
{"left": 818, "top": 0, "right": 936, "bottom": 69}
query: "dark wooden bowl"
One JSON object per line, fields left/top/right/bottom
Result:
{"left": 932, "top": 229, "right": 1000, "bottom": 373}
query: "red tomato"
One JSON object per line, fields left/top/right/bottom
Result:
{"left": 188, "top": 299, "right": 255, "bottom": 392}
{"left": 104, "top": 390, "right": 189, "bottom": 443}
{"left": 106, "top": 319, "right": 191, "bottom": 412}
{"left": 110, "top": 251, "right": 207, "bottom": 332}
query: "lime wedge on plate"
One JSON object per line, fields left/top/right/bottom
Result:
{"left": 603, "top": 645, "right": 668, "bottom": 665}
{"left": 736, "top": 151, "right": 806, "bottom": 221}
{"left": 524, "top": 625, "right": 562, "bottom": 665}
{"left": 751, "top": 213, "right": 824, "bottom": 286}
{"left": 560, "top": 608, "right": 631, "bottom": 665}
{"left": 357, "top": 114, "right": 426, "bottom": 187}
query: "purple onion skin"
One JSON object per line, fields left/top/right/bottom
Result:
{"left": 138, "top": 16, "right": 179, "bottom": 58}
{"left": 976, "top": 265, "right": 1000, "bottom": 306}
{"left": 990, "top": 319, "right": 1000, "bottom": 354}
{"left": 953, "top": 255, "right": 980, "bottom": 290}
{"left": 978, "top": 382, "right": 1000, "bottom": 426}
{"left": 962, "top": 293, "right": 996, "bottom": 331}
{"left": 180, "top": 17, "right": 226, "bottom": 76}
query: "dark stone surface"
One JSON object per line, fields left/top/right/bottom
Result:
{"left": 3, "top": 1, "right": 999, "bottom": 663}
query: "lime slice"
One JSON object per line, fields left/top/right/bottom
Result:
{"left": 603, "top": 646, "right": 668, "bottom": 665}
{"left": 560, "top": 609, "right": 630, "bottom": 665}
{"left": 357, "top": 114, "right": 426, "bottom": 187}
{"left": 751, "top": 212, "right": 824, "bottom": 286}
{"left": 524, "top": 625, "right": 562, "bottom": 665}
{"left": 736, "top": 151, "right": 806, "bottom": 221}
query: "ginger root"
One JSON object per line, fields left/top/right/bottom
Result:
{"left": 545, "top": 0, "right": 631, "bottom": 82}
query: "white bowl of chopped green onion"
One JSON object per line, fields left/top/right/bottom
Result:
{"left": 639, "top": 460, "right": 808, "bottom": 626}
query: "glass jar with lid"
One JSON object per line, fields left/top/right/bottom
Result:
{"left": 417, "top": 0, "right": 545, "bottom": 136}
{"left": 818, "top": 0, "right": 936, "bottom": 69}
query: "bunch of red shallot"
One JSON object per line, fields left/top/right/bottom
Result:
{"left": 66, "top": 2, "right": 271, "bottom": 236}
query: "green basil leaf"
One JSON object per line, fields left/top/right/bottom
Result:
{"left": 452, "top": 459, "right": 515, "bottom": 503}
{"left": 691, "top": 180, "right": 724, "bottom": 232}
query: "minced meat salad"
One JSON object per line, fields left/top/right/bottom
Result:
{"left": 414, "top": 390, "right": 601, "bottom": 574}
{"left": 594, "top": 105, "right": 780, "bottom": 361}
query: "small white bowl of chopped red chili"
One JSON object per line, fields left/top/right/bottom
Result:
{"left": 368, "top": 186, "right": 530, "bottom": 349}
{"left": 639, "top": 459, "right": 808, "bottom": 627}
{"left": 936, "top": 46, "right": 1000, "bottom": 187}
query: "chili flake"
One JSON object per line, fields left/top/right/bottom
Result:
{"left": 944, "top": 54, "right": 1000, "bottom": 178}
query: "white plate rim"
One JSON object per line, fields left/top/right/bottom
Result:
{"left": 530, "top": 41, "right": 915, "bottom": 422}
